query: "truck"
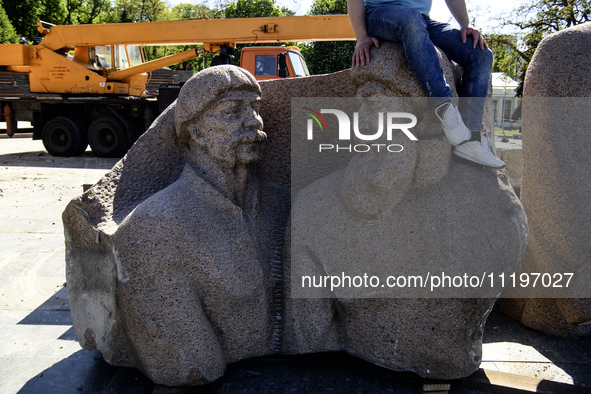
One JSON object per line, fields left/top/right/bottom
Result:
{"left": 0, "top": 15, "right": 355, "bottom": 157}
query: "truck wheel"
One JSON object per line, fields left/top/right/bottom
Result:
{"left": 88, "top": 116, "right": 129, "bottom": 158}
{"left": 42, "top": 117, "right": 88, "bottom": 157}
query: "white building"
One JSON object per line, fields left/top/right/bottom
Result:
{"left": 491, "top": 72, "right": 521, "bottom": 130}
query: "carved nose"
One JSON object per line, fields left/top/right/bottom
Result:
{"left": 244, "top": 110, "right": 263, "bottom": 130}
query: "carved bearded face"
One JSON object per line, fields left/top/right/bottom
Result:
{"left": 187, "top": 90, "right": 266, "bottom": 167}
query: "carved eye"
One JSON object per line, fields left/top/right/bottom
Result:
{"left": 224, "top": 109, "right": 237, "bottom": 118}
{"left": 218, "top": 102, "right": 239, "bottom": 118}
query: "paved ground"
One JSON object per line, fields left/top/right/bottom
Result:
{"left": 1, "top": 132, "right": 590, "bottom": 394}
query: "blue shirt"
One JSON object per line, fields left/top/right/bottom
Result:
{"left": 365, "top": 0, "right": 432, "bottom": 16}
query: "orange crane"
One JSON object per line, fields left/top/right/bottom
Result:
{"left": 0, "top": 16, "right": 355, "bottom": 157}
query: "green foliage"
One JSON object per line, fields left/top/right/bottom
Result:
{"left": 224, "top": 0, "right": 284, "bottom": 18}
{"left": 303, "top": 0, "right": 355, "bottom": 75}
{"left": 2, "top": 0, "right": 117, "bottom": 40}
{"left": 486, "top": 34, "right": 521, "bottom": 79}
{"left": 0, "top": 0, "right": 19, "bottom": 43}
{"left": 172, "top": 3, "right": 215, "bottom": 20}
{"left": 308, "top": 0, "right": 347, "bottom": 15}
{"left": 44, "top": 1, "right": 117, "bottom": 25}
{"left": 508, "top": 0, "right": 591, "bottom": 32}
{"left": 208, "top": 0, "right": 232, "bottom": 17}
{"left": 280, "top": 6, "right": 295, "bottom": 16}
{"left": 160, "top": 3, "right": 219, "bottom": 73}
{"left": 493, "top": 0, "right": 591, "bottom": 96}
{"left": 3, "top": 0, "right": 45, "bottom": 40}
{"left": 116, "top": 0, "right": 169, "bottom": 22}
{"left": 40, "top": 0, "right": 66, "bottom": 24}
{"left": 0, "top": 0, "right": 312, "bottom": 74}
{"left": 73, "top": 0, "right": 116, "bottom": 24}
{"left": 299, "top": 40, "right": 356, "bottom": 75}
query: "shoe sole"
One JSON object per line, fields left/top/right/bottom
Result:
{"left": 452, "top": 150, "right": 506, "bottom": 169}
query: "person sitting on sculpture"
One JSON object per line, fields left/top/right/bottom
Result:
{"left": 282, "top": 32, "right": 527, "bottom": 378}
{"left": 111, "top": 65, "right": 288, "bottom": 386}
{"left": 348, "top": 0, "right": 505, "bottom": 168}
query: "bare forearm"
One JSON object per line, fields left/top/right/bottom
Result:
{"left": 348, "top": 0, "right": 369, "bottom": 39}
{"left": 444, "top": 0, "right": 487, "bottom": 48}
{"left": 348, "top": 0, "right": 380, "bottom": 65}
{"left": 444, "top": 0, "right": 470, "bottom": 28}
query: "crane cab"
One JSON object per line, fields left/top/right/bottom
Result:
{"left": 240, "top": 46, "right": 310, "bottom": 81}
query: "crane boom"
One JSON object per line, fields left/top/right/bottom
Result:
{"left": 38, "top": 15, "right": 356, "bottom": 51}
{"left": 1, "top": 15, "right": 358, "bottom": 157}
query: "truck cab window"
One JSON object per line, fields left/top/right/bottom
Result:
{"left": 94, "top": 46, "right": 111, "bottom": 68}
{"left": 115, "top": 46, "right": 128, "bottom": 69}
{"left": 254, "top": 55, "right": 277, "bottom": 77}
{"left": 127, "top": 46, "right": 144, "bottom": 67}
{"left": 288, "top": 51, "right": 309, "bottom": 77}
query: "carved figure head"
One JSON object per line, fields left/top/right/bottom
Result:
{"left": 337, "top": 42, "right": 452, "bottom": 219}
{"left": 175, "top": 65, "right": 266, "bottom": 167}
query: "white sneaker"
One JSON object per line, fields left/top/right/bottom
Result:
{"left": 453, "top": 133, "right": 506, "bottom": 169}
{"left": 435, "top": 102, "right": 471, "bottom": 146}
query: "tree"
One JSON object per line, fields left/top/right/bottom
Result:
{"left": 2, "top": 0, "right": 114, "bottom": 41}
{"left": 280, "top": 6, "right": 295, "bottom": 16}
{"left": 486, "top": 34, "right": 522, "bottom": 79}
{"left": 0, "top": 0, "right": 19, "bottom": 43}
{"left": 71, "top": 0, "right": 115, "bottom": 24}
{"left": 308, "top": 0, "right": 346, "bottom": 15}
{"left": 62, "top": 0, "right": 78, "bottom": 24}
{"left": 224, "top": 0, "right": 284, "bottom": 18}
{"left": 110, "top": 0, "right": 172, "bottom": 65}
{"left": 115, "top": 0, "right": 169, "bottom": 23}
{"left": 508, "top": 0, "right": 591, "bottom": 31}
{"left": 3, "top": 0, "right": 45, "bottom": 40}
{"left": 299, "top": 0, "right": 355, "bottom": 75}
{"left": 172, "top": 2, "right": 215, "bottom": 20}
{"left": 491, "top": 0, "right": 591, "bottom": 95}
{"left": 41, "top": 0, "right": 67, "bottom": 24}
{"left": 209, "top": 0, "right": 232, "bottom": 17}
{"left": 163, "top": 3, "right": 218, "bottom": 72}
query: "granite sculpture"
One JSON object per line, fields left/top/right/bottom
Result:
{"left": 499, "top": 23, "right": 591, "bottom": 337}
{"left": 64, "top": 66, "right": 290, "bottom": 386}
{"left": 64, "top": 65, "right": 356, "bottom": 388}
{"left": 64, "top": 44, "right": 528, "bottom": 387}
{"left": 282, "top": 42, "right": 529, "bottom": 379}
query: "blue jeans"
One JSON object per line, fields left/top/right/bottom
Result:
{"left": 366, "top": 4, "right": 493, "bottom": 131}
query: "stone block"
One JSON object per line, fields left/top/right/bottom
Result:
{"left": 283, "top": 42, "right": 528, "bottom": 380}
{"left": 500, "top": 23, "right": 591, "bottom": 337}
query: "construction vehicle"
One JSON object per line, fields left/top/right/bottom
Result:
{"left": 0, "top": 15, "right": 355, "bottom": 157}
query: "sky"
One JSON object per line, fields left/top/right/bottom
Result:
{"left": 165, "top": 0, "right": 522, "bottom": 33}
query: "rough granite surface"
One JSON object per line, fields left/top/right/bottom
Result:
{"left": 64, "top": 43, "right": 526, "bottom": 386}
{"left": 283, "top": 42, "right": 528, "bottom": 380}
{"left": 65, "top": 66, "right": 292, "bottom": 386}
{"left": 63, "top": 66, "right": 356, "bottom": 386}
{"left": 499, "top": 23, "right": 591, "bottom": 337}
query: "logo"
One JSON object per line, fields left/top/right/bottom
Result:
{"left": 304, "top": 108, "right": 418, "bottom": 153}
{"left": 303, "top": 108, "right": 329, "bottom": 133}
